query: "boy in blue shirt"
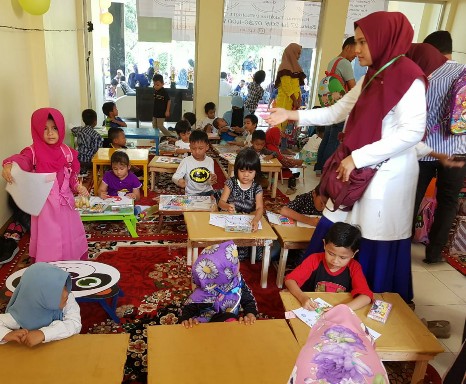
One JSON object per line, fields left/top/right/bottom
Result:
{"left": 102, "top": 101, "right": 127, "bottom": 130}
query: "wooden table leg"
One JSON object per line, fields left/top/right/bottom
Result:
{"left": 93, "top": 162, "right": 98, "bottom": 193}
{"left": 187, "top": 240, "right": 193, "bottom": 266}
{"left": 261, "top": 241, "right": 272, "bottom": 288}
{"left": 267, "top": 172, "right": 272, "bottom": 191}
{"left": 272, "top": 171, "right": 278, "bottom": 198}
{"left": 411, "top": 360, "right": 428, "bottom": 384}
{"left": 250, "top": 246, "right": 257, "bottom": 264}
{"left": 192, "top": 247, "right": 199, "bottom": 265}
{"left": 276, "top": 248, "right": 289, "bottom": 288}
{"left": 158, "top": 213, "right": 164, "bottom": 232}
{"left": 150, "top": 171, "right": 155, "bottom": 191}
{"left": 143, "top": 164, "right": 148, "bottom": 196}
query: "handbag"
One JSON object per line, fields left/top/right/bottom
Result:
{"left": 320, "top": 144, "right": 385, "bottom": 212}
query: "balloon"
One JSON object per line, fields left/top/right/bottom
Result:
{"left": 100, "top": 12, "right": 113, "bottom": 25}
{"left": 18, "top": 0, "right": 51, "bottom": 15}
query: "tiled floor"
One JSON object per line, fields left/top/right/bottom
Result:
{"left": 277, "top": 164, "right": 465, "bottom": 379}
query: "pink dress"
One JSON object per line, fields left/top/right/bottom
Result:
{"left": 5, "top": 147, "right": 87, "bottom": 262}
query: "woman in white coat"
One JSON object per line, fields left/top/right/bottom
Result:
{"left": 266, "top": 11, "right": 427, "bottom": 303}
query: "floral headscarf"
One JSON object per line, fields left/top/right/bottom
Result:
{"left": 288, "top": 305, "right": 389, "bottom": 384}
{"left": 187, "top": 240, "right": 242, "bottom": 322}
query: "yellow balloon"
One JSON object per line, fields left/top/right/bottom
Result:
{"left": 18, "top": 0, "right": 51, "bottom": 15}
{"left": 100, "top": 12, "right": 113, "bottom": 25}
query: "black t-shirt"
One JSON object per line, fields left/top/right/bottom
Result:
{"left": 153, "top": 88, "right": 170, "bottom": 118}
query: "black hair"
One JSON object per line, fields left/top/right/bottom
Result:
{"left": 153, "top": 74, "right": 164, "bottom": 84}
{"left": 108, "top": 127, "right": 125, "bottom": 143}
{"left": 183, "top": 112, "right": 196, "bottom": 126}
{"left": 120, "top": 75, "right": 126, "bottom": 82}
{"left": 253, "top": 70, "right": 266, "bottom": 84}
{"left": 110, "top": 150, "right": 130, "bottom": 166}
{"left": 111, "top": 78, "right": 119, "bottom": 86}
{"left": 189, "top": 129, "right": 209, "bottom": 144}
{"left": 342, "top": 36, "right": 356, "bottom": 49}
{"left": 220, "top": 72, "right": 228, "bottom": 79}
{"left": 244, "top": 114, "right": 258, "bottom": 126}
{"left": 102, "top": 101, "right": 116, "bottom": 116}
{"left": 212, "top": 117, "right": 223, "bottom": 130}
{"left": 324, "top": 222, "right": 361, "bottom": 252}
{"left": 251, "top": 130, "right": 266, "bottom": 142}
{"left": 313, "top": 182, "right": 321, "bottom": 197}
{"left": 234, "top": 148, "right": 261, "bottom": 181}
{"left": 82, "top": 109, "right": 97, "bottom": 126}
{"left": 175, "top": 120, "right": 192, "bottom": 136}
{"left": 204, "top": 102, "right": 216, "bottom": 114}
{"left": 423, "top": 30, "right": 452, "bottom": 55}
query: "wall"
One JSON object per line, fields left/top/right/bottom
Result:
{"left": 0, "top": 0, "right": 86, "bottom": 226}
{"left": 449, "top": 0, "right": 466, "bottom": 63}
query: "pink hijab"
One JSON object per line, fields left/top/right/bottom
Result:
{"left": 343, "top": 12, "right": 427, "bottom": 152}
{"left": 30, "top": 108, "right": 79, "bottom": 173}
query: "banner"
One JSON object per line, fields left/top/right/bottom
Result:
{"left": 344, "top": 0, "right": 387, "bottom": 37}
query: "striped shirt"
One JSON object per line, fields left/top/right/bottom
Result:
{"left": 422, "top": 61, "right": 466, "bottom": 161}
{"left": 244, "top": 82, "right": 264, "bottom": 113}
{"left": 70, "top": 125, "right": 103, "bottom": 163}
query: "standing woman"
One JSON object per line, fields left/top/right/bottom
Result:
{"left": 274, "top": 43, "right": 306, "bottom": 133}
{"left": 266, "top": 12, "right": 427, "bottom": 303}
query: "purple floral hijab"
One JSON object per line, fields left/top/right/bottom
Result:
{"left": 187, "top": 240, "right": 242, "bottom": 322}
{"left": 288, "top": 305, "right": 388, "bottom": 384}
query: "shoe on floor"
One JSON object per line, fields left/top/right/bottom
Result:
{"left": 0, "top": 238, "right": 19, "bottom": 265}
{"left": 422, "top": 258, "right": 444, "bottom": 264}
{"left": 285, "top": 188, "right": 296, "bottom": 195}
{"left": 421, "top": 318, "right": 451, "bottom": 339}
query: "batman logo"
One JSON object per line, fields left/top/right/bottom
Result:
{"left": 190, "top": 167, "right": 210, "bottom": 183}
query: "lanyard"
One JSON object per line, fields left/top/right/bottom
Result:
{"left": 362, "top": 54, "right": 405, "bottom": 92}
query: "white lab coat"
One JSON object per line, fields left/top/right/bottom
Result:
{"left": 298, "top": 77, "right": 426, "bottom": 240}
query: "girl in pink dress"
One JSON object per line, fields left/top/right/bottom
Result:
{"left": 2, "top": 108, "right": 88, "bottom": 262}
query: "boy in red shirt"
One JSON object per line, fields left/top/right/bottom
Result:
{"left": 285, "top": 222, "right": 372, "bottom": 311}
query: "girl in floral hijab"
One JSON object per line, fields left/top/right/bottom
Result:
{"left": 180, "top": 241, "right": 258, "bottom": 327}
{"left": 288, "top": 305, "right": 389, "bottom": 384}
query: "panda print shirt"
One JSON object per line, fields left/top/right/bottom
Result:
{"left": 172, "top": 155, "right": 215, "bottom": 195}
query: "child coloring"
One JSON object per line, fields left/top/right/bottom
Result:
{"left": 0, "top": 263, "right": 81, "bottom": 347}
{"left": 172, "top": 130, "right": 217, "bottom": 195}
{"left": 285, "top": 222, "right": 373, "bottom": 311}
{"left": 2, "top": 108, "right": 88, "bottom": 262}
{"left": 98, "top": 151, "right": 141, "bottom": 201}
{"left": 180, "top": 241, "right": 258, "bottom": 327}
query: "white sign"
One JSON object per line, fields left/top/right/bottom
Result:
{"left": 345, "top": 0, "right": 387, "bottom": 37}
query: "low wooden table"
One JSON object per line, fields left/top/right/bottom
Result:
{"left": 148, "top": 156, "right": 181, "bottom": 191}
{"left": 280, "top": 292, "right": 444, "bottom": 384}
{"left": 147, "top": 320, "right": 300, "bottom": 384}
{"left": 183, "top": 212, "right": 277, "bottom": 288}
{"left": 0, "top": 334, "right": 129, "bottom": 384}
{"left": 92, "top": 148, "right": 149, "bottom": 196}
{"left": 272, "top": 225, "right": 315, "bottom": 288}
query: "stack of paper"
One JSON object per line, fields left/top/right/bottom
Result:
{"left": 209, "top": 213, "right": 262, "bottom": 230}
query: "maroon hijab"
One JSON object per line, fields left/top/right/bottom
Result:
{"left": 31, "top": 108, "right": 79, "bottom": 173}
{"left": 343, "top": 12, "right": 427, "bottom": 152}
{"left": 406, "top": 43, "right": 447, "bottom": 77}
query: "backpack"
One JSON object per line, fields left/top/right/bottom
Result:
{"left": 442, "top": 67, "right": 466, "bottom": 135}
{"left": 413, "top": 197, "right": 437, "bottom": 244}
{"left": 318, "top": 57, "right": 347, "bottom": 107}
{"left": 449, "top": 216, "right": 466, "bottom": 255}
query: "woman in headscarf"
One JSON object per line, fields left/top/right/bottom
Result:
{"left": 266, "top": 12, "right": 427, "bottom": 304}
{"left": 406, "top": 43, "right": 466, "bottom": 264}
{"left": 274, "top": 43, "right": 306, "bottom": 132}
{"left": 0, "top": 263, "right": 81, "bottom": 347}
{"left": 2, "top": 108, "right": 89, "bottom": 262}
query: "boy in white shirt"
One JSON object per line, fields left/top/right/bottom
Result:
{"left": 195, "top": 102, "right": 217, "bottom": 132}
{"left": 174, "top": 120, "right": 192, "bottom": 158}
{"left": 172, "top": 130, "right": 218, "bottom": 195}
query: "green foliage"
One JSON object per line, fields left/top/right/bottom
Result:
{"left": 226, "top": 44, "right": 261, "bottom": 75}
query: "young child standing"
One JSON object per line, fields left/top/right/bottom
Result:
{"left": 2, "top": 108, "right": 88, "bottom": 262}
{"left": 174, "top": 120, "right": 191, "bottom": 158}
{"left": 285, "top": 222, "right": 373, "bottom": 311}
{"left": 71, "top": 109, "right": 103, "bottom": 176}
{"left": 98, "top": 151, "right": 141, "bottom": 201}
{"left": 195, "top": 102, "right": 216, "bottom": 131}
{"left": 0, "top": 263, "right": 81, "bottom": 347}
{"left": 102, "top": 102, "right": 127, "bottom": 129}
{"left": 172, "top": 130, "right": 217, "bottom": 195}
{"left": 265, "top": 126, "right": 304, "bottom": 194}
{"left": 152, "top": 74, "right": 174, "bottom": 138}
{"left": 180, "top": 240, "right": 258, "bottom": 327}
